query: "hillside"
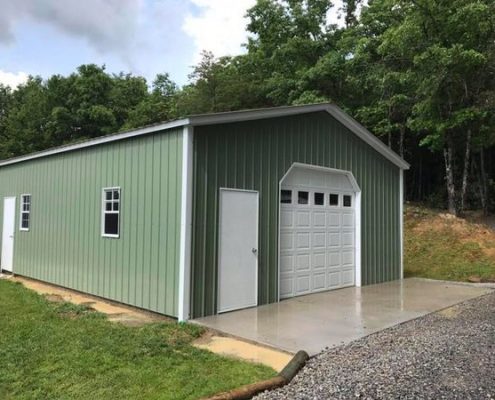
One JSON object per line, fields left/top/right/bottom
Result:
{"left": 404, "top": 205, "right": 495, "bottom": 282}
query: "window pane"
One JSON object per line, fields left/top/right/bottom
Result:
{"left": 105, "top": 202, "right": 112, "bottom": 211}
{"left": 21, "top": 213, "right": 29, "bottom": 229}
{"left": 314, "top": 192, "right": 324, "bottom": 205}
{"left": 343, "top": 195, "right": 352, "bottom": 207}
{"left": 298, "top": 191, "right": 309, "bottom": 205}
{"left": 104, "top": 214, "right": 119, "bottom": 235}
{"left": 113, "top": 190, "right": 119, "bottom": 200}
{"left": 106, "top": 191, "right": 112, "bottom": 200}
{"left": 280, "top": 190, "right": 292, "bottom": 204}
{"left": 329, "top": 194, "right": 339, "bottom": 206}
{"left": 113, "top": 201, "right": 119, "bottom": 211}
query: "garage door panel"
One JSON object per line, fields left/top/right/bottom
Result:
{"left": 296, "top": 254, "right": 310, "bottom": 271}
{"left": 296, "top": 275, "right": 310, "bottom": 294}
{"left": 328, "top": 251, "right": 341, "bottom": 267}
{"left": 296, "top": 211, "right": 311, "bottom": 227}
{"left": 296, "top": 232, "right": 310, "bottom": 249}
{"left": 342, "top": 212, "right": 354, "bottom": 227}
{"left": 312, "top": 252, "right": 326, "bottom": 269}
{"left": 328, "top": 232, "right": 341, "bottom": 247}
{"left": 342, "top": 250, "right": 354, "bottom": 266}
{"left": 281, "top": 210, "right": 294, "bottom": 228}
{"left": 327, "top": 213, "right": 340, "bottom": 227}
{"left": 312, "top": 272, "right": 326, "bottom": 291}
{"left": 280, "top": 255, "right": 294, "bottom": 273}
{"left": 312, "top": 211, "right": 326, "bottom": 227}
{"left": 280, "top": 276, "right": 293, "bottom": 297}
{"left": 342, "top": 232, "right": 354, "bottom": 247}
{"left": 280, "top": 232, "right": 294, "bottom": 251}
{"left": 342, "top": 269, "right": 354, "bottom": 285}
{"left": 313, "top": 232, "right": 326, "bottom": 248}
{"left": 328, "top": 271, "right": 341, "bottom": 287}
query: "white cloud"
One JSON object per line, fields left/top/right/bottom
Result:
{"left": 0, "top": 0, "right": 142, "bottom": 54}
{"left": 0, "top": 70, "right": 29, "bottom": 88}
{"left": 182, "top": 0, "right": 367, "bottom": 65}
{"left": 182, "top": 0, "right": 256, "bottom": 63}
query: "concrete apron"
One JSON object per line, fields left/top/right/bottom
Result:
{"left": 193, "top": 278, "right": 493, "bottom": 356}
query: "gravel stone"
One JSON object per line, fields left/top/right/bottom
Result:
{"left": 255, "top": 293, "right": 495, "bottom": 400}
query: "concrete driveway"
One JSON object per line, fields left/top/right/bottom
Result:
{"left": 193, "top": 278, "right": 492, "bottom": 355}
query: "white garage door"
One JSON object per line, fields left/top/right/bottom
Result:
{"left": 279, "top": 169, "right": 356, "bottom": 298}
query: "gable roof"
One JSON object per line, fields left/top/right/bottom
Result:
{"left": 0, "top": 103, "right": 410, "bottom": 169}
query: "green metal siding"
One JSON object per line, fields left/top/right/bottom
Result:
{"left": 191, "top": 111, "right": 401, "bottom": 318}
{"left": 0, "top": 129, "right": 183, "bottom": 317}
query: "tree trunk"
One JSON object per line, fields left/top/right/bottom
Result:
{"left": 399, "top": 124, "right": 405, "bottom": 158}
{"left": 443, "top": 138, "right": 457, "bottom": 215}
{"left": 459, "top": 129, "right": 472, "bottom": 215}
{"left": 479, "top": 148, "right": 488, "bottom": 216}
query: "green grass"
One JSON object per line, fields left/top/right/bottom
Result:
{"left": 404, "top": 207, "right": 495, "bottom": 282}
{"left": 0, "top": 280, "right": 275, "bottom": 400}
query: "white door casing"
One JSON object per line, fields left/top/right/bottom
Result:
{"left": 1, "top": 197, "right": 16, "bottom": 272}
{"left": 218, "top": 189, "right": 258, "bottom": 313}
{"left": 278, "top": 164, "right": 361, "bottom": 299}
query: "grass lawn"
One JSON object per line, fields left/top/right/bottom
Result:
{"left": 404, "top": 205, "right": 495, "bottom": 282}
{"left": 0, "top": 280, "right": 275, "bottom": 400}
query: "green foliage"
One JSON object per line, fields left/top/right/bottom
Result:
{"left": 1, "top": 0, "right": 494, "bottom": 212}
{"left": 0, "top": 280, "right": 275, "bottom": 400}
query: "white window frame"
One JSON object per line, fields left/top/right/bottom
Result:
{"left": 19, "top": 194, "right": 31, "bottom": 232}
{"left": 101, "top": 187, "right": 121, "bottom": 238}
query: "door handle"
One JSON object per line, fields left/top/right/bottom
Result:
{"left": 252, "top": 248, "right": 258, "bottom": 254}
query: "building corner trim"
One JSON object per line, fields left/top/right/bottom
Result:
{"left": 178, "top": 125, "right": 194, "bottom": 321}
{"left": 399, "top": 169, "right": 404, "bottom": 279}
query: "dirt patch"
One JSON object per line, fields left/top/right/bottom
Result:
{"left": 193, "top": 329, "right": 217, "bottom": 346}
{"left": 406, "top": 207, "right": 495, "bottom": 263}
{"left": 437, "top": 306, "right": 461, "bottom": 319}
{"left": 44, "top": 294, "right": 65, "bottom": 303}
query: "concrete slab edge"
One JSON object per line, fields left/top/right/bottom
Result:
{"left": 200, "top": 350, "right": 309, "bottom": 400}
{"left": 414, "top": 277, "right": 495, "bottom": 289}
{"left": 190, "top": 323, "right": 296, "bottom": 356}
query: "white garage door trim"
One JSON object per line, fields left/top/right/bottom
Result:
{"left": 277, "top": 163, "right": 361, "bottom": 301}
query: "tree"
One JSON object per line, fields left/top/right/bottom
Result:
{"left": 383, "top": 0, "right": 495, "bottom": 215}
{"left": 124, "top": 73, "right": 179, "bottom": 128}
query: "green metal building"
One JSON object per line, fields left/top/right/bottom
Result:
{"left": 0, "top": 104, "right": 409, "bottom": 320}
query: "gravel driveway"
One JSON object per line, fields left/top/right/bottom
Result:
{"left": 256, "top": 292, "right": 495, "bottom": 400}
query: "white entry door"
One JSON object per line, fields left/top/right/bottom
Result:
{"left": 1, "top": 197, "right": 16, "bottom": 272}
{"left": 218, "top": 189, "right": 258, "bottom": 313}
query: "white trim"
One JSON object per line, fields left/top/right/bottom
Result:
{"left": 1, "top": 196, "right": 16, "bottom": 273}
{"left": 355, "top": 190, "right": 362, "bottom": 287}
{"left": 101, "top": 187, "right": 121, "bottom": 239}
{"left": 325, "top": 105, "right": 410, "bottom": 170}
{"left": 0, "top": 104, "right": 409, "bottom": 170}
{"left": 19, "top": 194, "right": 31, "bottom": 232}
{"left": 0, "top": 119, "right": 189, "bottom": 168}
{"left": 217, "top": 188, "right": 259, "bottom": 314}
{"left": 278, "top": 163, "right": 362, "bottom": 301}
{"left": 178, "top": 126, "right": 194, "bottom": 321}
{"left": 189, "top": 103, "right": 331, "bottom": 126}
{"left": 399, "top": 169, "right": 404, "bottom": 279}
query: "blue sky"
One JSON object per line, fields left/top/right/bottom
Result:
{"left": 0, "top": 0, "right": 345, "bottom": 89}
